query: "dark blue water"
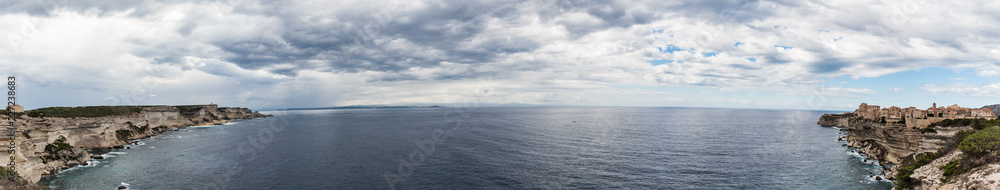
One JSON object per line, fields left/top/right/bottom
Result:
{"left": 40, "top": 107, "right": 894, "bottom": 189}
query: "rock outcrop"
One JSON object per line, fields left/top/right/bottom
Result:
{"left": 819, "top": 113, "right": 998, "bottom": 189}
{"left": 938, "top": 162, "right": 1000, "bottom": 189}
{"left": 908, "top": 151, "right": 963, "bottom": 189}
{"left": 818, "top": 114, "right": 959, "bottom": 165}
{"left": 0, "top": 105, "right": 270, "bottom": 183}
{"left": 912, "top": 150, "right": 1000, "bottom": 189}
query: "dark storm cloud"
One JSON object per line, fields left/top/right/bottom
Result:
{"left": 0, "top": 0, "right": 194, "bottom": 17}
{"left": 3, "top": 0, "right": 798, "bottom": 82}
{"left": 199, "top": 0, "right": 769, "bottom": 78}
{"left": 660, "top": 0, "right": 802, "bottom": 23}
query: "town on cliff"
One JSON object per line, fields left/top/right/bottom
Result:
{"left": 854, "top": 102, "right": 995, "bottom": 122}
{"left": 820, "top": 102, "right": 1000, "bottom": 189}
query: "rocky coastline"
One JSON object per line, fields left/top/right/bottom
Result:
{"left": 818, "top": 113, "right": 998, "bottom": 189}
{"left": 0, "top": 104, "right": 271, "bottom": 185}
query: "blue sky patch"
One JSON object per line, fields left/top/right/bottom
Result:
{"left": 702, "top": 52, "right": 718, "bottom": 57}
{"left": 774, "top": 45, "right": 793, "bottom": 50}
{"left": 647, "top": 59, "right": 673, "bottom": 66}
{"left": 657, "top": 44, "right": 688, "bottom": 53}
{"left": 746, "top": 58, "right": 757, "bottom": 62}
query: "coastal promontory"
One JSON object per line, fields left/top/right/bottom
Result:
{"left": 0, "top": 104, "right": 270, "bottom": 185}
{"left": 818, "top": 103, "right": 1000, "bottom": 189}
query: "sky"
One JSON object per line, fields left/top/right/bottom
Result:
{"left": 1, "top": 0, "right": 1000, "bottom": 111}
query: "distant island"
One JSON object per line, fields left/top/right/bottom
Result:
{"left": 0, "top": 104, "right": 271, "bottom": 188}
{"left": 277, "top": 105, "right": 443, "bottom": 110}
{"left": 819, "top": 102, "right": 1000, "bottom": 189}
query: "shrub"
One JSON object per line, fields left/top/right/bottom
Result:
{"left": 41, "top": 138, "right": 74, "bottom": 161}
{"left": 940, "top": 159, "right": 964, "bottom": 182}
{"left": 895, "top": 147, "right": 953, "bottom": 188}
{"left": 972, "top": 119, "right": 1000, "bottom": 130}
{"left": 895, "top": 164, "right": 919, "bottom": 188}
{"left": 27, "top": 106, "right": 142, "bottom": 118}
{"left": 0, "top": 166, "right": 20, "bottom": 178}
{"left": 959, "top": 126, "right": 1000, "bottom": 157}
{"left": 921, "top": 126, "right": 937, "bottom": 134}
{"left": 43, "top": 138, "right": 73, "bottom": 154}
{"left": 915, "top": 152, "right": 940, "bottom": 166}
{"left": 956, "top": 130, "right": 974, "bottom": 143}
{"left": 895, "top": 151, "right": 944, "bottom": 188}
{"left": 116, "top": 130, "right": 132, "bottom": 139}
{"left": 175, "top": 105, "right": 207, "bottom": 113}
{"left": 930, "top": 118, "right": 1000, "bottom": 130}
{"left": 26, "top": 111, "right": 42, "bottom": 117}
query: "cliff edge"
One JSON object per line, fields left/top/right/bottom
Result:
{"left": 818, "top": 113, "right": 998, "bottom": 189}
{"left": 0, "top": 104, "right": 271, "bottom": 184}
{"left": 818, "top": 113, "right": 958, "bottom": 165}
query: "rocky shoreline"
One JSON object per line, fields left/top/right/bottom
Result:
{"left": 0, "top": 104, "right": 271, "bottom": 185}
{"left": 818, "top": 113, "right": 998, "bottom": 189}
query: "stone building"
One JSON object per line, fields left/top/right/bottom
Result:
{"left": 5, "top": 104, "right": 23, "bottom": 113}
{"left": 856, "top": 102, "right": 993, "bottom": 121}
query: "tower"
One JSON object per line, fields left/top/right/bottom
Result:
{"left": 933, "top": 102, "right": 936, "bottom": 108}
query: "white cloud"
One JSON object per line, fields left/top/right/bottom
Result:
{"left": 920, "top": 83, "right": 1000, "bottom": 97}
{"left": 889, "top": 88, "right": 904, "bottom": 92}
{"left": 979, "top": 70, "right": 1000, "bottom": 77}
{"left": 1, "top": 0, "right": 1000, "bottom": 109}
{"left": 822, "top": 87, "right": 878, "bottom": 95}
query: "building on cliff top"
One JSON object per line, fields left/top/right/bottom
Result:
{"left": 5, "top": 104, "right": 23, "bottom": 113}
{"left": 856, "top": 102, "right": 994, "bottom": 121}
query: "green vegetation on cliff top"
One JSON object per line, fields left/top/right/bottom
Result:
{"left": 932, "top": 118, "right": 1000, "bottom": 130}
{"left": 174, "top": 105, "right": 207, "bottom": 113}
{"left": 27, "top": 106, "right": 143, "bottom": 118}
{"left": 25, "top": 105, "right": 213, "bottom": 118}
{"left": 897, "top": 124, "right": 1000, "bottom": 187}
{"left": 895, "top": 148, "right": 948, "bottom": 188}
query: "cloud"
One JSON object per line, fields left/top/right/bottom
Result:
{"left": 979, "top": 70, "right": 1000, "bottom": 77}
{"left": 822, "top": 87, "right": 878, "bottom": 95}
{"left": 889, "top": 88, "right": 904, "bottom": 92}
{"left": 1, "top": 0, "right": 1000, "bottom": 109}
{"left": 920, "top": 83, "right": 1000, "bottom": 97}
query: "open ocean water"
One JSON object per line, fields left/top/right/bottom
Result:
{"left": 39, "top": 107, "right": 894, "bottom": 189}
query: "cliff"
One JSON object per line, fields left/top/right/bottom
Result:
{"left": 0, "top": 105, "right": 270, "bottom": 183}
{"left": 818, "top": 113, "right": 994, "bottom": 189}
{"left": 818, "top": 114, "right": 959, "bottom": 164}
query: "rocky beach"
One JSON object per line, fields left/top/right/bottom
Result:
{"left": 0, "top": 104, "right": 270, "bottom": 186}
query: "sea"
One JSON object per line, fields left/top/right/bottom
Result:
{"left": 38, "top": 107, "right": 895, "bottom": 189}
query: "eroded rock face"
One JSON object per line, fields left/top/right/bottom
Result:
{"left": 819, "top": 114, "right": 967, "bottom": 165}
{"left": 818, "top": 113, "right": 1000, "bottom": 189}
{"left": 820, "top": 114, "right": 924, "bottom": 165}
{"left": 939, "top": 163, "right": 1000, "bottom": 189}
{"left": 909, "top": 151, "right": 963, "bottom": 189}
{"left": 0, "top": 105, "right": 270, "bottom": 183}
